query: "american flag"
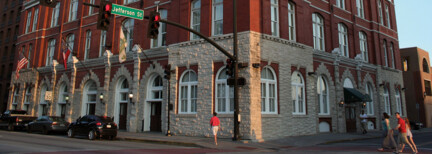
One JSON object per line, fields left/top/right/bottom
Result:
{"left": 15, "top": 52, "right": 28, "bottom": 79}
{"left": 62, "top": 38, "right": 71, "bottom": 69}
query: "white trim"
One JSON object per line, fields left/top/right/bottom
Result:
{"left": 292, "top": 71, "right": 305, "bottom": 115}
{"left": 178, "top": 70, "right": 198, "bottom": 114}
{"left": 317, "top": 76, "right": 330, "bottom": 115}
{"left": 261, "top": 66, "right": 278, "bottom": 114}
{"left": 215, "top": 67, "right": 234, "bottom": 114}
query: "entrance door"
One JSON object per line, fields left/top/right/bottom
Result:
{"left": 345, "top": 106, "right": 356, "bottom": 132}
{"left": 150, "top": 102, "right": 161, "bottom": 132}
{"left": 119, "top": 103, "right": 128, "bottom": 130}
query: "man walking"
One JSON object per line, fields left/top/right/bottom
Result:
{"left": 210, "top": 112, "right": 220, "bottom": 145}
{"left": 360, "top": 110, "right": 368, "bottom": 134}
{"left": 394, "top": 112, "right": 416, "bottom": 153}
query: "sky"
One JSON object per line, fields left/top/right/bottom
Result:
{"left": 395, "top": 0, "right": 432, "bottom": 55}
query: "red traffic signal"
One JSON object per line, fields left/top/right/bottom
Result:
{"left": 40, "top": 0, "right": 57, "bottom": 8}
{"left": 147, "top": 11, "right": 160, "bottom": 39}
{"left": 97, "top": 1, "right": 112, "bottom": 30}
{"left": 226, "top": 58, "right": 234, "bottom": 76}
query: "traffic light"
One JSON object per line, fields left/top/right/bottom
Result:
{"left": 225, "top": 58, "right": 234, "bottom": 77}
{"left": 147, "top": 11, "right": 160, "bottom": 39}
{"left": 97, "top": 1, "right": 112, "bottom": 31}
{"left": 40, "top": 0, "right": 57, "bottom": 8}
{"left": 164, "top": 64, "right": 171, "bottom": 80}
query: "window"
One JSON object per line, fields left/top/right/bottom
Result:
{"left": 423, "top": 59, "right": 429, "bottom": 73}
{"left": 383, "top": 40, "right": 388, "bottom": 67}
{"left": 338, "top": 23, "right": 348, "bottom": 57}
{"left": 12, "top": 88, "right": 19, "bottom": 109}
{"left": 68, "top": 0, "right": 78, "bottom": 22}
{"left": 88, "top": 0, "right": 95, "bottom": 16}
{"left": 51, "top": 3, "right": 60, "bottom": 27}
{"left": 312, "top": 13, "right": 324, "bottom": 51}
{"left": 179, "top": 70, "right": 198, "bottom": 114}
{"left": 425, "top": 80, "right": 431, "bottom": 96}
{"left": 57, "top": 83, "right": 67, "bottom": 117}
{"left": 385, "top": 4, "right": 390, "bottom": 28}
{"left": 39, "top": 85, "right": 48, "bottom": 117}
{"left": 122, "top": 19, "right": 134, "bottom": 52}
{"left": 216, "top": 68, "right": 234, "bottom": 113}
{"left": 383, "top": 87, "right": 390, "bottom": 114}
{"left": 99, "top": 30, "right": 107, "bottom": 57}
{"left": 365, "top": 83, "right": 374, "bottom": 115}
{"left": 261, "top": 67, "right": 277, "bottom": 114}
{"left": 292, "top": 71, "right": 305, "bottom": 115}
{"left": 288, "top": 2, "right": 296, "bottom": 41}
{"left": 82, "top": 81, "right": 97, "bottom": 116}
{"left": 377, "top": 0, "right": 383, "bottom": 25}
{"left": 356, "top": 0, "right": 364, "bottom": 18}
{"left": 390, "top": 42, "right": 395, "bottom": 68}
{"left": 46, "top": 39, "right": 56, "bottom": 66}
{"left": 24, "top": 87, "right": 31, "bottom": 113}
{"left": 336, "top": 0, "right": 345, "bottom": 10}
{"left": 395, "top": 89, "right": 402, "bottom": 116}
{"left": 67, "top": 34, "right": 74, "bottom": 62}
{"left": 123, "top": 0, "right": 138, "bottom": 4}
{"left": 212, "top": 0, "right": 223, "bottom": 36}
{"left": 25, "top": 11, "right": 32, "bottom": 33}
{"left": 84, "top": 30, "right": 91, "bottom": 60}
{"left": 151, "top": 10, "right": 167, "bottom": 48}
{"left": 270, "top": 0, "right": 279, "bottom": 37}
{"left": 149, "top": 76, "right": 163, "bottom": 101}
{"left": 190, "top": 0, "right": 201, "bottom": 40}
{"left": 32, "top": 8, "right": 39, "bottom": 31}
{"left": 27, "top": 44, "right": 32, "bottom": 68}
{"left": 403, "top": 59, "right": 408, "bottom": 71}
{"left": 317, "top": 76, "right": 329, "bottom": 115}
{"left": 359, "top": 32, "right": 368, "bottom": 62}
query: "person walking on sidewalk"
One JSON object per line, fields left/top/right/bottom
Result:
{"left": 210, "top": 112, "right": 221, "bottom": 145}
{"left": 393, "top": 112, "right": 416, "bottom": 154}
{"left": 360, "top": 110, "right": 368, "bottom": 134}
{"left": 405, "top": 118, "right": 418, "bottom": 153}
{"left": 378, "top": 112, "right": 397, "bottom": 151}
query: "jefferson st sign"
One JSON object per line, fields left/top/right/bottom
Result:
{"left": 112, "top": 4, "right": 144, "bottom": 20}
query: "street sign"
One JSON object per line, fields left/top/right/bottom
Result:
{"left": 45, "top": 91, "right": 52, "bottom": 101}
{"left": 111, "top": 4, "right": 144, "bottom": 20}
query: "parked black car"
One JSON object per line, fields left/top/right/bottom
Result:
{"left": 67, "top": 115, "right": 117, "bottom": 140}
{"left": 27, "top": 116, "right": 69, "bottom": 134}
{"left": 0, "top": 110, "right": 37, "bottom": 131}
{"left": 410, "top": 121, "right": 424, "bottom": 130}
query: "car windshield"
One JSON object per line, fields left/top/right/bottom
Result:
{"left": 49, "top": 117, "right": 66, "bottom": 122}
{"left": 96, "top": 116, "right": 113, "bottom": 123}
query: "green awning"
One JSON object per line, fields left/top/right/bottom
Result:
{"left": 344, "top": 88, "right": 372, "bottom": 103}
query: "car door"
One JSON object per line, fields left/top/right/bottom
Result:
{"left": 33, "top": 117, "right": 42, "bottom": 131}
{"left": 77, "top": 116, "right": 89, "bottom": 135}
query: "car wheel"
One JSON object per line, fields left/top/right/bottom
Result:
{"left": 67, "top": 129, "right": 75, "bottom": 138}
{"left": 43, "top": 127, "right": 49, "bottom": 135}
{"left": 88, "top": 130, "right": 96, "bottom": 140}
{"left": 7, "top": 124, "right": 14, "bottom": 131}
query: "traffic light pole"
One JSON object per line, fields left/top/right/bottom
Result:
{"left": 232, "top": 0, "right": 240, "bottom": 141}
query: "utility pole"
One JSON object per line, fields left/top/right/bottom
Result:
{"left": 233, "top": 0, "right": 240, "bottom": 141}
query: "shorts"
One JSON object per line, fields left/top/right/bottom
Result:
{"left": 212, "top": 126, "right": 219, "bottom": 136}
{"left": 398, "top": 133, "right": 409, "bottom": 144}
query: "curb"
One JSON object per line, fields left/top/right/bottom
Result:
{"left": 117, "top": 137, "right": 205, "bottom": 148}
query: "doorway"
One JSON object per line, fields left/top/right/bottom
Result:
{"left": 119, "top": 103, "right": 128, "bottom": 130}
{"left": 345, "top": 106, "right": 356, "bottom": 132}
{"left": 150, "top": 102, "right": 161, "bottom": 132}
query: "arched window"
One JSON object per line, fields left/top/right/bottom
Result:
{"left": 82, "top": 81, "right": 97, "bottom": 116}
{"left": 317, "top": 76, "right": 329, "bottom": 115}
{"left": 148, "top": 76, "right": 163, "bottom": 101}
{"left": 190, "top": 0, "right": 201, "bottom": 40}
{"left": 122, "top": 19, "right": 134, "bottom": 52}
{"left": 270, "top": 0, "right": 279, "bottom": 37}
{"left": 383, "top": 87, "right": 390, "bottom": 114}
{"left": 343, "top": 78, "right": 353, "bottom": 88}
{"left": 179, "top": 70, "right": 198, "bottom": 114}
{"left": 288, "top": 2, "right": 296, "bottom": 41}
{"left": 292, "top": 71, "right": 305, "bottom": 114}
{"left": 216, "top": 68, "right": 234, "bottom": 113}
{"left": 395, "top": 89, "right": 402, "bottom": 116}
{"left": 261, "top": 67, "right": 277, "bottom": 114}
{"left": 151, "top": 9, "right": 167, "bottom": 48}
{"left": 359, "top": 32, "right": 368, "bottom": 62}
{"left": 57, "top": 83, "right": 67, "bottom": 118}
{"left": 338, "top": 23, "right": 348, "bottom": 57}
{"left": 39, "top": 85, "right": 48, "bottom": 117}
{"left": 365, "top": 83, "right": 374, "bottom": 115}
{"left": 312, "top": 13, "right": 324, "bottom": 51}
{"left": 423, "top": 58, "right": 429, "bottom": 73}
{"left": 114, "top": 78, "right": 129, "bottom": 128}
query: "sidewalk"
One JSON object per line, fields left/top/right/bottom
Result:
{"left": 116, "top": 128, "right": 432, "bottom": 151}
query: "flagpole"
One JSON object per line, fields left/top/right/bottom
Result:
{"left": 120, "top": 25, "right": 154, "bottom": 66}
{"left": 19, "top": 50, "right": 42, "bottom": 74}
{"left": 60, "top": 37, "right": 93, "bottom": 75}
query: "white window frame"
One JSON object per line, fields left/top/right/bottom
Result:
{"left": 384, "top": 87, "right": 390, "bottom": 114}
{"left": 46, "top": 39, "right": 55, "bottom": 66}
{"left": 338, "top": 23, "right": 348, "bottom": 57}
{"left": 38, "top": 85, "right": 48, "bottom": 117}
{"left": 123, "top": 0, "right": 138, "bottom": 5}
{"left": 114, "top": 78, "right": 129, "bottom": 124}
{"left": 212, "top": 0, "right": 223, "bottom": 36}
{"left": 288, "top": 2, "right": 296, "bottom": 41}
{"left": 292, "top": 71, "right": 305, "bottom": 115}
{"left": 378, "top": 0, "right": 383, "bottom": 25}
{"left": 385, "top": 4, "right": 390, "bottom": 28}
{"left": 365, "top": 83, "right": 374, "bottom": 115}
{"left": 24, "top": 87, "right": 31, "bottom": 113}
{"left": 88, "top": 0, "right": 95, "bottom": 16}
{"left": 261, "top": 67, "right": 277, "bottom": 114}
{"left": 179, "top": 70, "right": 198, "bottom": 114}
{"left": 81, "top": 81, "right": 97, "bottom": 116}
{"left": 67, "top": 34, "right": 74, "bottom": 62}
{"left": 32, "top": 8, "right": 39, "bottom": 31}
{"left": 390, "top": 43, "right": 395, "bottom": 68}
{"left": 151, "top": 10, "right": 167, "bottom": 48}
{"left": 395, "top": 89, "right": 402, "bottom": 116}
{"left": 190, "top": 0, "right": 201, "bottom": 40}
{"left": 68, "top": 0, "right": 78, "bottom": 22}
{"left": 312, "top": 13, "right": 325, "bottom": 51}
{"left": 383, "top": 40, "right": 388, "bottom": 67}
{"left": 147, "top": 76, "right": 163, "bottom": 102}
{"left": 356, "top": 0, "right": 364, "bottom": 18}
{"left": 25, "top": 11, "right": 32, "bottom": 33}
{"left": 270, "top": 0, "right": 279, "bottom": 37}
{"left": 215, "top": 68, "right": 234, "bottom": 113}
{"left": 359, "top": 32, "right": 368, "bottom": 62}
{"left": 336, "top": 0, "right": 345, "bottom": 10}
{"left": 57, "top": 83, "right": 67, "bottom": 117}
{"left": 84, "top": 30, "right": 91, "bottom": 60}
{"left": 99, "top": 30, "right": 107, "bottom": 57}
{"left": 27, "top": 44, "right": 32, "bottom": 68}
{"left": 12, "top": 88, "right": 20, "bottom": 106}
{"left": 317, "top": 76, "right": 329, "bottom": 115}
{"left": 122, "top": 19, "right": 134, "bottom": 52}
{"left": 51, "top": 3, "right": 60, "bottom": 27}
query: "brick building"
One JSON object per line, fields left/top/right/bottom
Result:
{"left": 0, "top": 0, "right": 24, "bottom": 113}
{"left": 400, "top": 47, "right": 432, "bottom": 128}
{"left": 9, "top": 0, "right": 404, "bottom": 141}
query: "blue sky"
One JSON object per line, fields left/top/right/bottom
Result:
{"left": 395, "top": 0, "right": 432, "bottom": 55}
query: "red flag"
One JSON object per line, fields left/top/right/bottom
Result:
{"left": 62, "top": 38, "right": 71, "bottom": 69}
{"left": 16, "top": 52, "right": 28, "bottom": 79}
